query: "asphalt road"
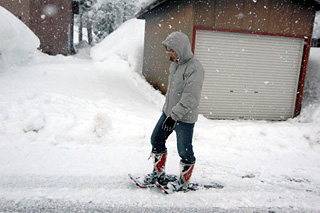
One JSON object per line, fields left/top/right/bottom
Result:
{"left": 1, "top": 199, "right": 317, "bottom": 213}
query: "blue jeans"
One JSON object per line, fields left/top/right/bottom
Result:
{"left": 151, "top": 113, "right": 196, "bottom": 164}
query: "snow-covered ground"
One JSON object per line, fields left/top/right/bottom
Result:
{"left": 1, "top": 7, "right": 320, "bottom": 212}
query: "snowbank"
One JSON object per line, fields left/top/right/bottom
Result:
{"left": 0, "top": 50, "right": 319, "bottom": 211}
{"left": 297, "top": 48, "right": 320, "bottom": 123}
{"left": 313, "top": 11, "right": 320, "bottom": 39}
{"left": 90, "top": 18, "right": 145, "bottom": 73}
{"left": 0, "top": 6, "right": 40, "bottom": 67}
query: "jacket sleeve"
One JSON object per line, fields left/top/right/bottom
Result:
{"left": 170, "top": 64, "right": 204, "bottom": 121}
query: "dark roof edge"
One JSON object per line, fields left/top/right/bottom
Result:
{"left": 136, "top": 0, "right": 320, "bottom": 19}
{"left": 308, "top": 0, "right": 320, "bottom": 9}
{"left": 136, "top": 0, "right": 169, "bottom": 19}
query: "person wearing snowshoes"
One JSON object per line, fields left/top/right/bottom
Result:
{"left": 144, "top": 31, "right": 205, "bottom": 192}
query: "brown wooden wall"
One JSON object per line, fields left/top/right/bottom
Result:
{"left": 30, "top": 0, "right": 74, "bottom": 55}
{"left": 141, "top": 0, "right": 318, "bottom": 94}
{"left": 194, "top": 0, "right": 316, "bottom": 36}
{"left": 143, "top": 0, "right": 195, "bottom": 94}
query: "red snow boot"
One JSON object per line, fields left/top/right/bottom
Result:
{"left": 142, "top": 152, "right": 167, "bottom": 185}
{"left": 167, "top": 161, "right": 195, "bottom": 191}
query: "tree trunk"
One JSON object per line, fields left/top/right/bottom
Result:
{"left": 79, "top": 10, "right": 83, "bottom": 42}
{"left": 87, "top": 20, "right": 93, "bottom": 45}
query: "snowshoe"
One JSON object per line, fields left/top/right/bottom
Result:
{"left": 156, "top": 181, "right": 224, "bottom": 194}
{"left": 129, "top": 173, "right": 178, "bottom": 189}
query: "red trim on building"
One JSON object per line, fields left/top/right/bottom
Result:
{"left": 192, "top": 27, "right": 197, "bottom": 54}
{"left": 192, "top": 27, "right": 310, "bottom": 118}
{"left": 295, "top": 36, "right": 312, "bottom": 116}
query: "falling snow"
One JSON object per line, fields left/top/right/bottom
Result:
{"left": 1, "top": 4, "right": 320, "bottom": 213}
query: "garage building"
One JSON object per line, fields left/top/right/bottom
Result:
{"left": 137, "top": 0, "right": 320, "bottom": 120}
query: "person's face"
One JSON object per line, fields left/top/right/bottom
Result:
{"left": 166, "top": 47, "right": 178, "bottom": 62}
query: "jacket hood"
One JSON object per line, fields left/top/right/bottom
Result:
{"left": 162, "top": 32, "right": 194, "bottom": 64}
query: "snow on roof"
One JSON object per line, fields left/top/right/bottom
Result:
{"left": 136, "top": 0, "right": 166, "bottom": 18}
{"left": 136, "top": 0, "right": 320, "bottom": 18}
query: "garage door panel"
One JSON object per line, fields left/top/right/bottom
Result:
{"left": 194, "top": 29, "right": 304, "bottom": 120}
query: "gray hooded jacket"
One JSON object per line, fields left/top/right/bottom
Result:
{"left": 162, "top": 32, "right": 205, "bottom": 123}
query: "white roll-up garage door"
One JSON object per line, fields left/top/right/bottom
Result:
{"left": 194, "top": 29, "right": 305, "bottom": 120}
